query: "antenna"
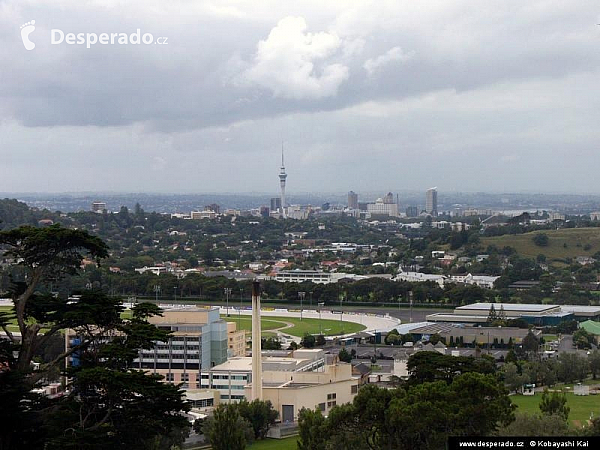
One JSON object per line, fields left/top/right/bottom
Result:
{"left": 281, "top": 142, "right": 284, "bottom": 167}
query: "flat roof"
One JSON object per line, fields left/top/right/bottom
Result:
{"left": 561, "top": 306, "right": 600, "bottom": 314}
{"left": 456, "top": 303, "right": 557, "bottom": 312}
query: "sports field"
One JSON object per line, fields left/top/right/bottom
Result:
{"left": 510, "top": 392, "right": 600, "bottom": 427}
{"left": 222, "top": 314, "right": 366, "bottom": 337}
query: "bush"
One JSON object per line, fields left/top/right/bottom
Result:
{"left": 532, "top": 233, "right": 549, "bottom": 247}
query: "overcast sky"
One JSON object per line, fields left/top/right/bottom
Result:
{"left": 1, "top": 1, "right": 600, "bottom": 195}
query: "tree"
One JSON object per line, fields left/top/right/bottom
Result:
{"left": 556, "top": 353, "right": 589, "bottom": 383}
{"left": 315, "top": 334, "right": 326, "bottom": 346}
{"left": 502, "top": 362, "right": 527, "bottom": 394}
{"left": 237, "top": 399, "right": 278, "bottom": 440}
{"left": 539, "top": 389, "right": 570, "bottom": 421}
{"left": 301, "top": 333, "right": 316, "bottom": 348}
{"left": 573, "top": 329, "right": 593, "bottom": 349}
{"left": 0, "top": 224, "right": 109, "bottom": 373}
{"left": 486, "top": 303, "right": 498, "bottom": 324}
{"left": 338, "top": 347, "right": 352, "bottom": 363}
{"left": 533, "top": 233, "right": 549, "bottom": 247}
{"left": 42, "top": 297, "right": 191, "bottom": 449}
{"left": 312, "top": 373, "right": 514, "bottom": 450}
{"left": 522, "top": 330, "right": 539, "bottom": 354}
{"left": 202, "top": 404, "right": 253, "bottom": 450}
{"left": 589, "top": 350, "right": 600, "bottom": 380}
{"left": 297, "top": 408, "right": 327, "bottom": 450}
{"left": 261, "top": 337, "right": 282, "bottom": 350}
{"left": 498, "top": 412, "right": 570, "bottom": 436}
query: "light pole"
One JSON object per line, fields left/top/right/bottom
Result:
{"left": 309, "top": 291, "right": 313, "bottom": 309}
{"left": 298, "top": 291, "right": 305, "bottom": 321}
{"left": 340, "top": 292, "right": 344, "bottom": 334}
{"left": 153, "top": 284, "right": 161, "bottom": 302}
{"left": 173, "top": 286, "right": 177, "bottom": 302}
{"left": 224, "top": 287, "right": 232, "bottom": 317}
{"left": 239, "top": 288, "right": 243, "bottom": 329}
{"left": 409, "top": 290, "right": 413, "bottom": 323}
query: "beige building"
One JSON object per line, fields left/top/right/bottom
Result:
{"left": 66, "top": 307, "right": 245, "bottom": 390}
{"left": 247, "top": 361, "right": 360, "bottom": 422}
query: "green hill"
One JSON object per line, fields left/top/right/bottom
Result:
{"left": 481, "top": 227, "right": 600, "bottom": 262}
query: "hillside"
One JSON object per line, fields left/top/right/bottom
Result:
{"left": 481, "top": 227, "right": 600, "bottom": 261}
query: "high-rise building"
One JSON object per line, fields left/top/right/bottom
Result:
{"left": 406, "top": 206, "right": 418, "bottom": 217}
{"left": 348, "top": 191, "right": 358, "bottom": 209}
{"left": 383, "top": 192, "right": 394, "bottom": 204}
{"left": 270, "top": 197, "right": 282, "bottom": 212}
{"left": 426, "top": 187, "right": 438, "bottom": 216}
{"left": 279, "top": 147, "right": 287, "bottom": 218}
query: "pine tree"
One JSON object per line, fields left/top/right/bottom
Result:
{"left": 487, "top": 304, "right": 498, "bottom": 324}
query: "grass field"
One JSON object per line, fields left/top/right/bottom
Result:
{"left": 222, "top": 314, "right": 366, "bottom": 337}
{"left": 510, "top": 393, "right": 600, "bottom": 427}
{"left": 248, "top": 436, "right": 298, "bottom": 449}
{"left": 481, "top": 227, "right": 600, "bottom": 262}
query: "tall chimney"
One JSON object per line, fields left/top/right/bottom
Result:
{"left": 251, "top": 280, "right": 263, "bottom": 400}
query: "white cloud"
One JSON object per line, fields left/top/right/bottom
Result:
{"left": 238, "top": 16, "right": 349, "bottom": 99}
{"left": 363, "top": 46, "right": 414, "bottom": 76}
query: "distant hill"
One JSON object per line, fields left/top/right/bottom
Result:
{"left": 481, "top": 227, "right": 600, "bottom": 262}
{"left": 0, "top": 198, "right": 60, "bottom": 229}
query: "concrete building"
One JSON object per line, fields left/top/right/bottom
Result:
{"left": 253, "top": 361, "right": 360, "bottom": 422}
{"left": 367, "top": 198, "right": 399, "bottom": 217}
{"left": 426, "top": 187, "right": 438, "bottom": 216}
{"left": 191, "top": 210, "right": 217, "bottom": 220}
{"left": 91, "top": 201, "right": 106, "bottom": 212}
{"left": 65, "top": 307, "right": 245, "bottom": 390}
{"left": 425, "top": 302, "right": 600, "bottom": 326}
{"left": 270, "top": 197, "right": 282, "bottom": 213}
{"left": 408, "top": 323, "right": 541, "bottom": 346}
{"left": 201, "top": 349, "right": 326, "bottom": 403}
{"left": 274, "top": 270, "right": 366, "bottom": 284}
{"left": 348, "top": 191, "right": 358, "bottom": 209}
{"left": 405, "top": 206, "right": 418, "bottom": 217}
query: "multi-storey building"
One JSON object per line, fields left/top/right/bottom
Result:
{"left": 426, "top": 187, "right": 438, "bottom": 216}
{"left": 66, "top": 307, "right": 245, "bottom": 389}
{"left": 347, "top": 191, "right": 358, "bottom": 209}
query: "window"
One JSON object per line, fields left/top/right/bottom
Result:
{"left": 327, "top": 393, "right": 336, "bottom": 400}
{"left": 351, "top": 385, "right": 358, "bottom": 394}
{"left": 318, "top": 403, "right": 325, "bottom": 412}
{"left": 165, "top": 373, "right": 174, "bottom": 382}
{"left": 327, "top": 401, "right": 336, "bottom": 408}
{"left": 181, "top": 373, "right": 189, "bottom": 382}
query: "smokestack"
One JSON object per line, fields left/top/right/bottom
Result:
{"left": 251, "top": 280, "right": 263, "bottom": 400}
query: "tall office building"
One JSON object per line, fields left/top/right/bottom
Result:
{"left": 426, "top": 187, "right": 438, "bottom": 216}
{"left": 406, "top": 206, "right": 418, "bottom": 217}
{"left": 270, "top": 197, "right": 282, "bottom": 212}
{"left": 383, "top": 192, "right": 394, "bottom": 204}
{"left": 348, "top": 191, "right": 358, "bottom": 209}
{"left": 279, "top": 148, "right": 287, "bottom": 218}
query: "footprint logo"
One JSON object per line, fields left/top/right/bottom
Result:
{"left": 20, "top": 20, "right": 36, "bottom": 50}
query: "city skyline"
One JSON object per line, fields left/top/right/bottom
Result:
{"left": 1, "top": 1, "right": 600, "bottom": 194}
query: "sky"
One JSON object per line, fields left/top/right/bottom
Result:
{"left": 1, "top": 1, "right": 600, "bottom": 194}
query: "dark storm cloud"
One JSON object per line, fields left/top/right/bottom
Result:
{"left": 0, "top": 1, "right": 599, "bottom": 193}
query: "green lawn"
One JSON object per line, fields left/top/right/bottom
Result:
{"left": 511, "top": 393, "right": 600, "bottom": 427}
{"left": 480, "top": 227, "right": 600, "bottom": 262}
{"left": 248, "top": 436, "right": 298, "bottom": 449}
{"left": 223, "top": 314, "right": 366, "bottom": 337}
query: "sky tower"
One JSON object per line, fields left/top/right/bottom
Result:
{"left": 279, "top": 145, "right": 287, "bottom": 218}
